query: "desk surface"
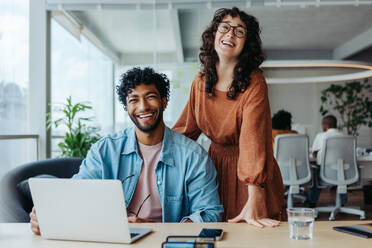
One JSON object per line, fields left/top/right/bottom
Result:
{"left": 358, "top": 155, "right": 372, "bottom": 162}
{"left": 1, "top": 221, "right": 371, "bottom": 248}
{"left": 308, "top": 156, "right": 372, "bottom": 164}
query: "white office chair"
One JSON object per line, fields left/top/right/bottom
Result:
{"left": 315, "top": 135, "right": 365, "bottom": 220}
{"left": 274, "top": 134, "right": 312, "bottom": 208}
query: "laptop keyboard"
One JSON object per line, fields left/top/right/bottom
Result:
{"left": 130, "top": 232, "right": 140, "bottom": 239}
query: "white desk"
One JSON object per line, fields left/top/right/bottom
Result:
{"left": 309, "top": 156, "right": 372, "bottom": 183}
{"left": 358, "top": 156, "right": 372, "bottom": 181}
{"left": 0, "top": 221, "right": 371, "bottom": 248}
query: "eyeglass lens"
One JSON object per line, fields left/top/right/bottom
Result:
{"left": 127, "top": 194, "right": 151, "bottom": 218}
{"left": 217, "top": 22, "right": 246, "bottom": 38}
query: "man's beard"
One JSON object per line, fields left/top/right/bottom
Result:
{"left": 129, "top": 108, "right": 164, "bottom": 133}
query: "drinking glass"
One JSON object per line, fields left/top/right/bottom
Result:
{"left": 287, "top": 208, "right": 315, "bottom": 240}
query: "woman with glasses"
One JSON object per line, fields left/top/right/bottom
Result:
{"left": 174, "top": 7, "right": 286, "bottom": 227}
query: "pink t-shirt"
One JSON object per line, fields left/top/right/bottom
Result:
{"left": 127, "top": 141, "right": 163, "bottom": 222}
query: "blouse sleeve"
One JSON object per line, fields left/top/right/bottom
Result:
{"left": 238, "top": 74, "right": 272, "bottom": 186}
{"left": 172, "top": 75, "right": 202, "bottom": 141}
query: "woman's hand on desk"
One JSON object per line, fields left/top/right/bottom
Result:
{"left": 228, "top": 185, "right": 280, "bottom": 228}
{"left": 30, "top": 207, "right": 41, "bottom": 235}
{"left": 127, "top": 216, "right": 156, "bottom": 223}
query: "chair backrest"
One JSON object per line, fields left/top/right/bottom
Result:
{"left": 0, "top": 157, "right": 83, "bottom": 222}
{"left": 274, "top": 134, "right": 311, "bottom": 186}
{"left": 320, "top": 135, "right": 358, "bottom": 186}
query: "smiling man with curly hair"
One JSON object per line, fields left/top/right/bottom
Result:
{"left": 30, "top": 67, "right": 223, "bottom": 235}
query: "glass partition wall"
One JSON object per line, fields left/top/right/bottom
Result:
{"left": 48, "top": 5, "right": 208, "bottom": 157}
{"left": 50, "top": 17, "right": 114, "bottom": 157}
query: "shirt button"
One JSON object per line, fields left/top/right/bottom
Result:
{"left": 157, "top": 180, "right": 162, "bottom": 185}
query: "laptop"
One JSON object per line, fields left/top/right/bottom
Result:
{"left": 29, "top": 178, "right": 152, "bottom": 243}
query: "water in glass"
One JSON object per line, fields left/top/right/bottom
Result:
{"left": 287, "top": 208, "right": 315, "bottom": 240}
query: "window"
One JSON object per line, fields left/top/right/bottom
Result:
{"left": 51, "top": 19, "right": 114, "bottom": 157}
{"left": 0, "top": 0, "right": 35, "bottom": 178}
{"left": 0, "top": 0, "right": 29, "bottom": 135}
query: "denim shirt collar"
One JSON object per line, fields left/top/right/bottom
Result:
{"left": 121, "top": 127, "right": 138, "bottom": 156}
{"left": 121, "top": 126, "right": 175, "bottom": 167}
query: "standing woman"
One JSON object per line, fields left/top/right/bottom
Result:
{"left": 173, "top": 7, "right": 286, "bottom": 227}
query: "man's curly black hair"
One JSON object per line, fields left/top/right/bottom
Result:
{"left": 272, "top": 110, "right": 293, "bottom": 130}
{"left": 116, "top": 67, "right": 170, "bottom": 110}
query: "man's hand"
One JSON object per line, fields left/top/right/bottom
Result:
{"left": 30, "top": 207, "right": 41, "bottom": 235}
{"left": 127, "top": 216, "right": 156, "bottom": 223}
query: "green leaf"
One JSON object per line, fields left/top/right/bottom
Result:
{"left": 320, "top": 80, "right": 372, "bottom": 136}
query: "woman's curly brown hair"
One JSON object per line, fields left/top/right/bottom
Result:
{"left": 199, "top": 7, "right": 265, "bottom": 99}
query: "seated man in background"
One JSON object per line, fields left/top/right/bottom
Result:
{"left": 30, "top": 67, "right": 223, "bottom": 235}
{"left": 312, "top": 115, "right": 343, "bottom": 164}
{"left": 307, "top": 115, "right": 345, "bottom": 208}
{"left": 271, "top": 109, "right": 298, "bottom": 148}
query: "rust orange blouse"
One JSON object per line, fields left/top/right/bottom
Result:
{"left": 173, "top": 70, "right": 286, "bottom": 220}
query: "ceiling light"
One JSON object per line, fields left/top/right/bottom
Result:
{"left": 206, "top": 1, "right": 212, "bottom": 10}
{"left": 261, "top": 60, "right": 372, "bottom": 84}
{"left": 276, "top": 0, "right": 281, "bottom": 8}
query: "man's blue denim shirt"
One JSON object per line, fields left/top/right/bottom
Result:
{"left": 72, "top": 126, "right": 223, "bottom": 223}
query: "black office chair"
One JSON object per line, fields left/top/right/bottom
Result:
{"left": 0, "top": 158, "right": 83, "bottom": 223}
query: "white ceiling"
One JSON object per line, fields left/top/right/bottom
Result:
{"left": 74, "top": 10, "right": 177, "bottom": 53}
{"left": 63, "top": 3, "right": 372, "bottom": 64}
{"left": 180, "top": 6, "right": 372, "bottom": 49}
{"left": 180, "top": 6, "right": 372, "bottom": 50}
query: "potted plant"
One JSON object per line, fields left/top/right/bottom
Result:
{"left": 319, "top": 79, "right": 372, "bottom": 136}
{"left": 47, "top": 96, "right": 101, "bottom": 158}
{"left": 320, "top": 80, "right": 372, "bottom": 204}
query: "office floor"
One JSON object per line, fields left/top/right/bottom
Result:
{"left": 292, "top": 187, "right": 372, "bottom": 220}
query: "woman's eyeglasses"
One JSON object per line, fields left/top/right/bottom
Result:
{"left": 121, "top": 174, "right": 151, "bottom": 218}
{"left": 217, "top": 22, "right": 247, "bottom": 38}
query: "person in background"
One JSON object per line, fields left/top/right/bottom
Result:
{"left": 312, "top": 115, "right": 343, "bottom": 165}
{"left": 173, "top": 7, "right": 286, "bottom": 228}
{"left": 271, "top": 110, "right": 298, "bottom": 148}
{"left": 30, "top": 67, "right": 223, "bottom": 235}
{"left": 307, "top": 115, "right": 345, "bottom": 208}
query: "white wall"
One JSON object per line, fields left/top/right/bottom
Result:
{"left": 268, "top": 77, "right": 372, "bottom": 147}
{"left": 268, "top": 83, "right": 322, "bottom": 145}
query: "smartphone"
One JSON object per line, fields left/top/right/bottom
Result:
{"left": 163, "top": 242, "right": 214, "bottom": 248}
{"left": 199, "top": 228, "right": 224, "bottom": 241}
{"left": 163, "top": 236, "right": 214, "bottom": 248}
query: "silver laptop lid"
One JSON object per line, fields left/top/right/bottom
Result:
{"left": 29, "top": 178, "right": 134, "bottom": 243}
